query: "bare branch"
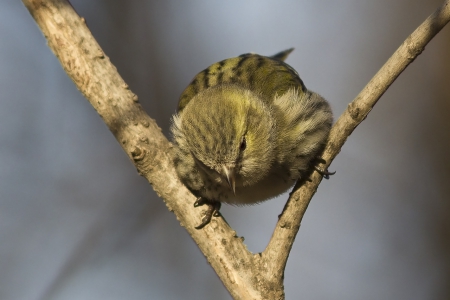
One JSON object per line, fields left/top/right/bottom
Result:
{"left": 265, "top": 0, "right": 450, "bottom": 278}
{"left": 22, "top": 0, "right": 450, "bottom": 299}
{"left": 22, "top": 0, "right": 257, "bottom": 299}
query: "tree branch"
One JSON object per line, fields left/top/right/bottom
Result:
{"left": 22, "top": 1, "right": 256, "bottom": 299}
{"left": 22, "top": 0, "right": 450, "bottom": 299}
{"left": 264, "top": 0, "right": 450, "bottom": 279}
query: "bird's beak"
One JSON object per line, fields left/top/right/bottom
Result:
{"left": 222, "top": 165, "right": 236, "bottom": 195}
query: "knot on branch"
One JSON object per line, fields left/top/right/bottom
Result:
{"left": 347, "top": 102, "right": 361, "bottom": 121}
{"left": 131, "top": 146, "right": 146, "bottom": 161}
{"left": 405, "top": 36, "right": 424, "bottom": 59}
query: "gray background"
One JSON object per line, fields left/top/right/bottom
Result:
{"left": 1, "top": 0, "right": 450, "bottom": 299}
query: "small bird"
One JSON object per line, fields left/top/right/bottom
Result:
{"left": 171, "top": 49, "right": 333, "bottom": 229}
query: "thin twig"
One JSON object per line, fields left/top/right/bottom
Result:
{"left": 264, "top": 0, "right": 450, "bottom": 279}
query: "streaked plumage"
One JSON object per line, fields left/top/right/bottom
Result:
{"left": 171, "top": 49, "right": 332, "bottom": 228}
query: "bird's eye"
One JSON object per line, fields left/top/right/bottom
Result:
{"left": 240, "top": 136, "right": 247, "bottom": 151}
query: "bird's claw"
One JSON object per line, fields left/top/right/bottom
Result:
{"left": 194, "top": 197, "right": 207, "bottom": 207}
{"left": 314, "top": 158, "right": 336, "bottom": 179}
{"left": 194, "top": 198, "right": 221, "bottom": 229}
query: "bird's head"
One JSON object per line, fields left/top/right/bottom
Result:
{"left": 172, "top": 84, "right": 276, "bottom": 193}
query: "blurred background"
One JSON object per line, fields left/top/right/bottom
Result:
{"left": 1, "top": 0, "right": 450, "bottom": 299}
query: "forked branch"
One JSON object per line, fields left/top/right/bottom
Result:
{"left": 22, "top": 0, "right": 450, "bottom": 299}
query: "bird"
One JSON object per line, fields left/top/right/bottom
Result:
{"left": 171, "top": 49, "right": 333, "bottom": 229}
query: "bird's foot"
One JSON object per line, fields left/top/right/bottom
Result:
{"left": 194, "top": 198, "right": 221, "bottom": 229}
{"left": 314, "top": 158, "right": 336, "bottom": 179}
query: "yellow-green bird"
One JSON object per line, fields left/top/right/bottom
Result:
{"left": 171, "top": 49, "right": 333, "bottom": 229}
